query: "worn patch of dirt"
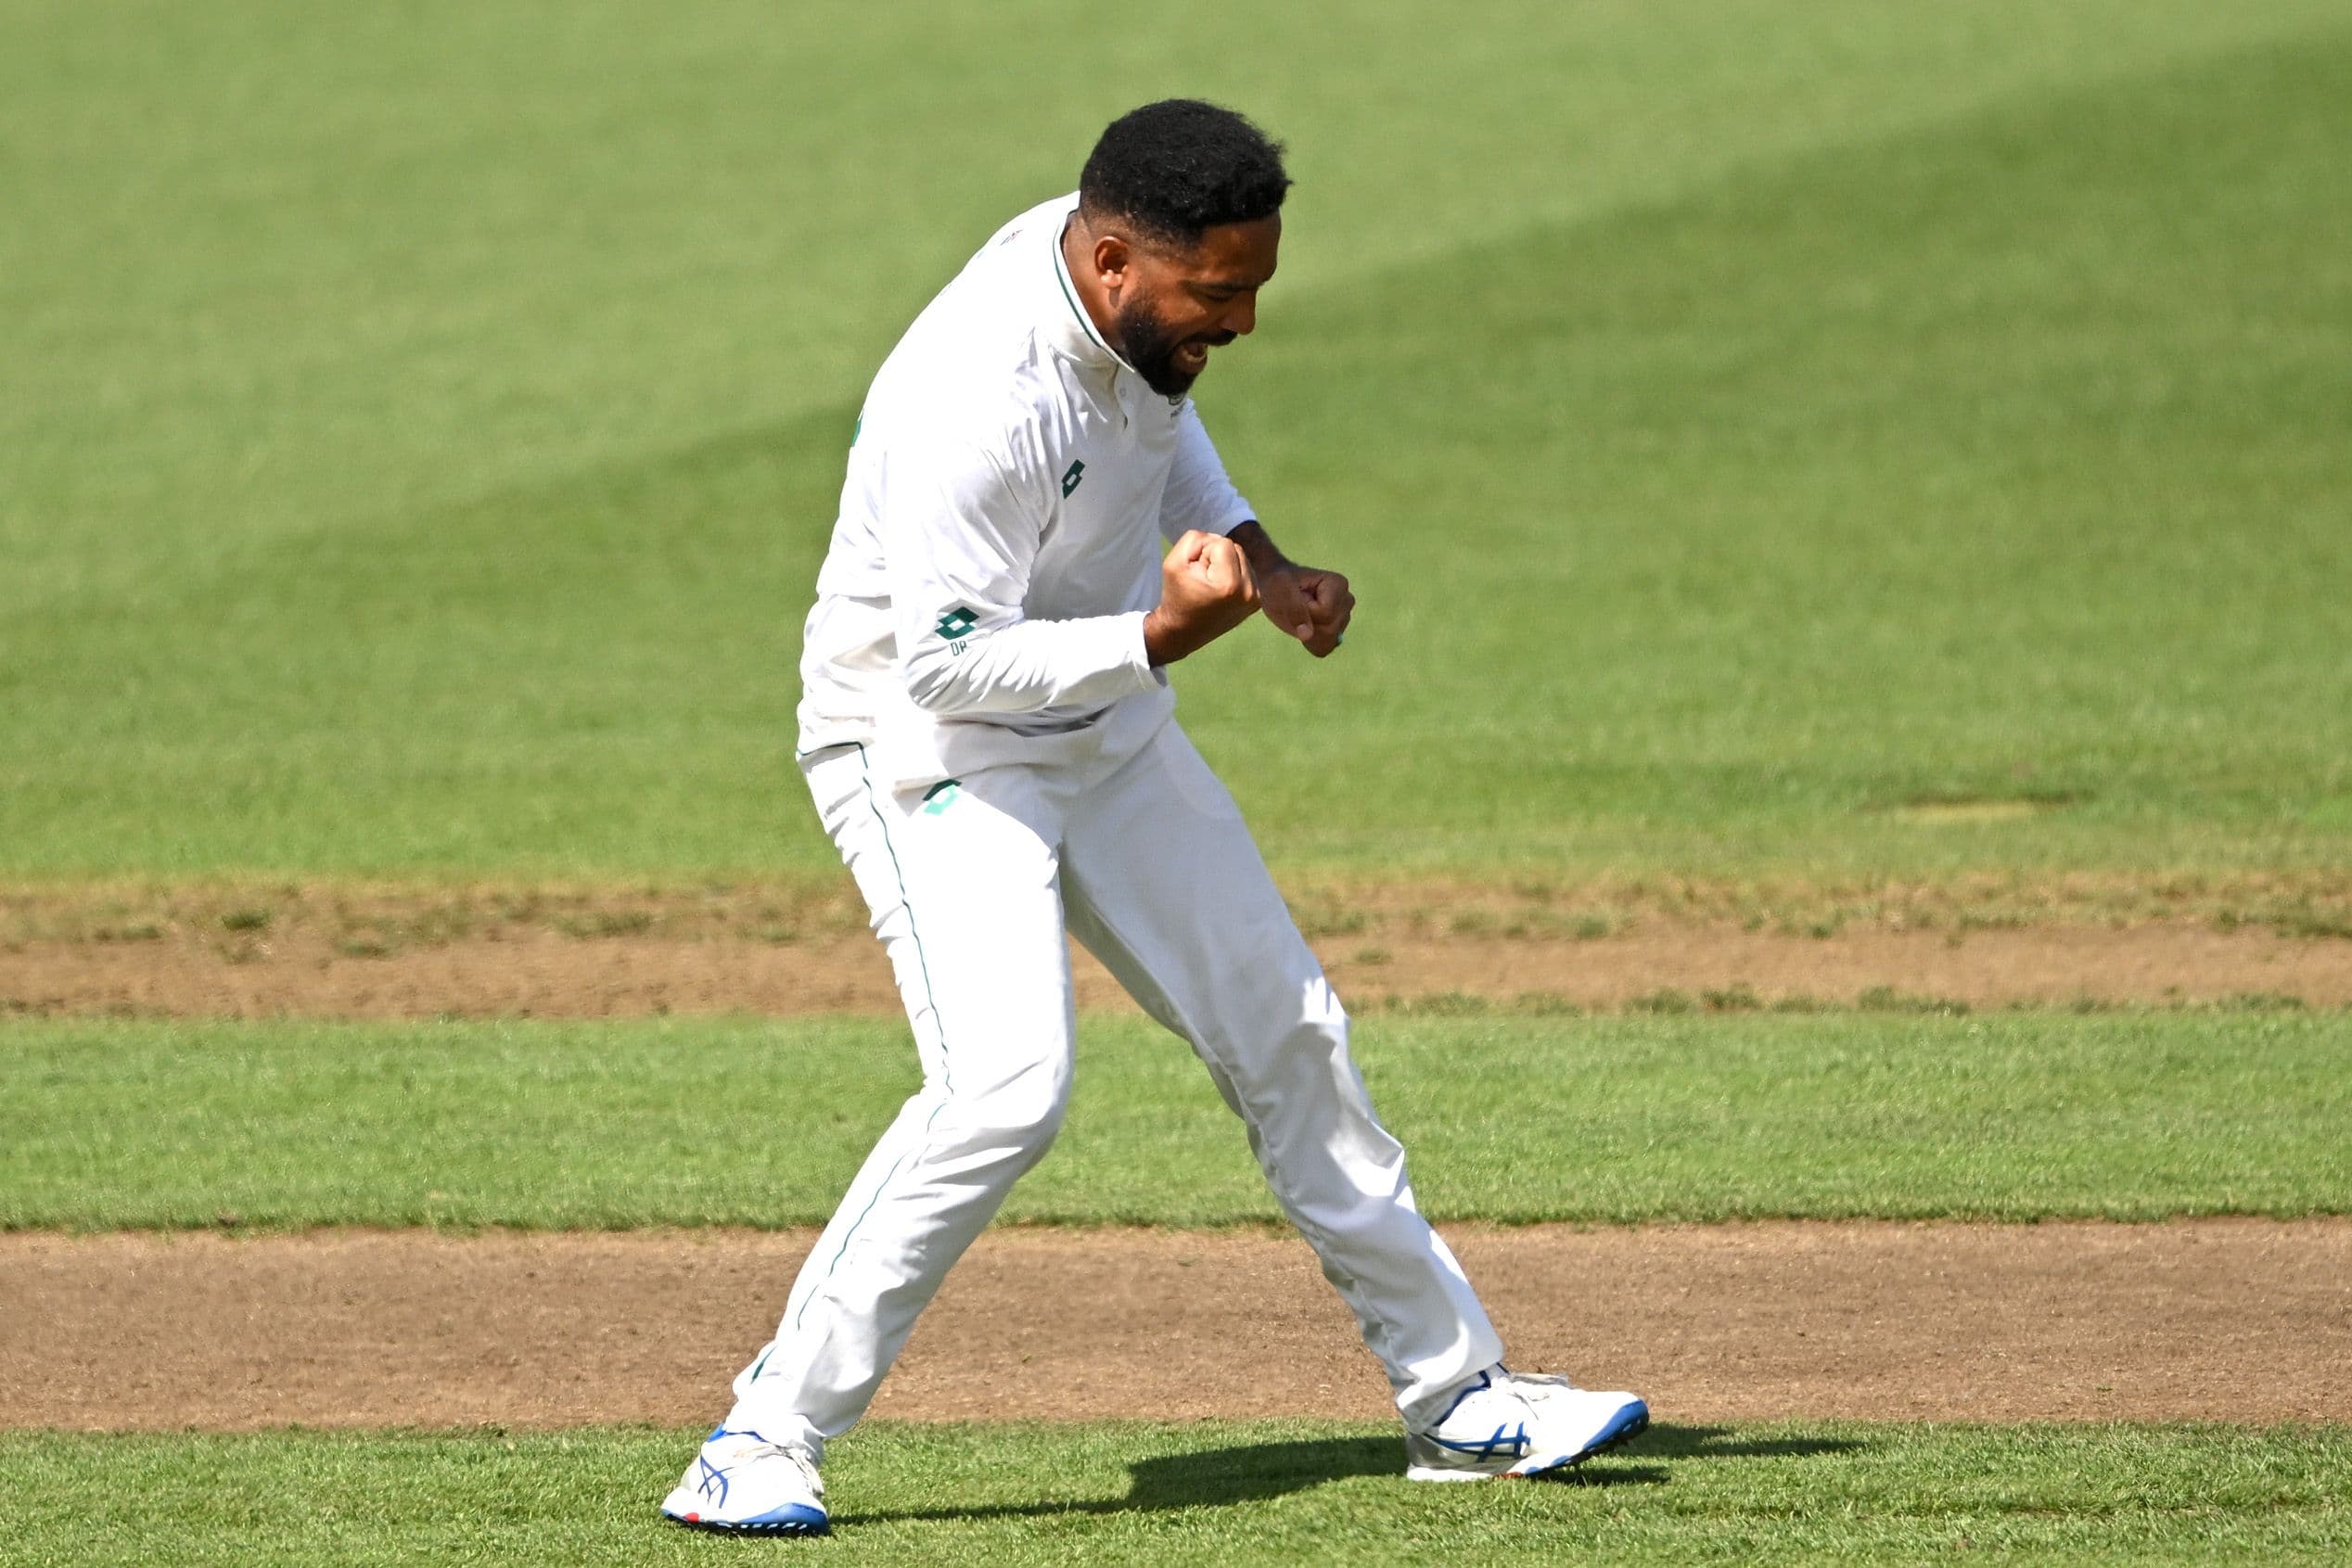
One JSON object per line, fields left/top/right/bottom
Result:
{"left": 3, "top": 887, "right": 2348, "bottom": 1018}
{"left": 3, "top": 1220, "right": 2345, "bottom": 1432}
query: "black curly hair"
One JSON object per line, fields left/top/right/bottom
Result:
{"left": 1078, "top": 99, "right": 1290, "bottom": 249}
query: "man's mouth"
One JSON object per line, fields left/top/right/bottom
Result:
{"left": 1175, "top": 333, "right": 1234, "bottom": 376}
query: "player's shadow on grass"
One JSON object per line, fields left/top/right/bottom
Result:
{"left": 836, "top": 1423, "right": 1858, "bottom": 1527}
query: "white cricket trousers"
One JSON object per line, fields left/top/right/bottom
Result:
{"left": 723, "top": 718, "right": 1502, "bottom": 1457}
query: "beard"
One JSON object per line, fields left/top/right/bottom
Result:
{"left": 1110, "top": 294, "right": 1236, "bottom": 398}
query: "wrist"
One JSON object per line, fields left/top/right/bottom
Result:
{"left": 1226, "top": 520, "right": 1289, "bottom": 578}
{"left": 1143, "top": 606, "right": 1190, "bottom": 667}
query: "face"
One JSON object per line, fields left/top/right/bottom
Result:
{"left": 1100, "top": 215, "right": 1280, "bottom": 397}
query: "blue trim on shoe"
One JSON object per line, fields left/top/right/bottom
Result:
{"left": 1425, "top": 1370, "right": 1493, "bottom": 1429}
{"left": 669, "top": 1500, "right": 829, "bottom": 1535}
{"left": 661, "top": 1502, "right": 830, "bottom": 1537}
{"left": 1425, "top": 1420, "right": 1529, "bottom": 1460}
{"left": 744, "top": 1501, "right": 830, "bottom": 1531}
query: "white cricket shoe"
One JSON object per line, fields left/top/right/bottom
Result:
{"left": 659, "top": 1426, "right": 829, "bottom": 1536}
{"left": 1405, "top": 1369, "right": 1649, "bottom": 1481}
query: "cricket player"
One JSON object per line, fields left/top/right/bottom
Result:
{"left": 662, "top": 99, "right": 1647, "bottom": 1536}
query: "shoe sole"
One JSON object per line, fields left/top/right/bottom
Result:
{"left": 1404, "top": 1402, "right": 1651, "bottom": 1484}
{"left": 661, "top": 1509, "right": 830, "bottom": 1537}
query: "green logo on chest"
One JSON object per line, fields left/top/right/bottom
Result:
{"left": 1061, "top": 459, "right": 1086, "bottom": 498}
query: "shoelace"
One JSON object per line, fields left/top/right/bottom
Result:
{"left": 1498, "top": 1371, "right": 1578, "bottom": 1407}
{"left": 709, "top": 1435, "right": 825, "bottom": 1500}
{"left": 750, "top": 1443, "right": 825, "bottom": 1499}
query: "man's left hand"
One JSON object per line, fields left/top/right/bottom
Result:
{"left": 1259, "top": 564, "right": 1354, "bottom": 657}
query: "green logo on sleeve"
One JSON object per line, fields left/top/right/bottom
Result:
{"left": 1061, "top": 459, "right": 1086, "bottom": 498}
{"left": 921, "top": 779, "right": 963, "bottom": 815}
{"left": 934, "top": 606, "right": 978, "bottom": 640}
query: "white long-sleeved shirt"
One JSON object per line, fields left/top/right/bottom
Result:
{"left": 795, "top": 192, "right": 1256, "bottom": 788}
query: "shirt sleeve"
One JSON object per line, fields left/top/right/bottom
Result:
{"left": 887, "top": 433, "right": 1159, "bottom": 717}
{"left": 1157, "top": 402, "right": 1257, "bottom": 544}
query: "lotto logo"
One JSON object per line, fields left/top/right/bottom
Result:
{"left": 1061, "top": 460, "right": 1086, "bottom": 498}
{"left": 934, "top": 606, "right": 978, "bottom": 640}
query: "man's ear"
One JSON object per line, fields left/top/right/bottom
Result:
{"left": 1090, "top": 232, "right": 1132, "bottom": 290}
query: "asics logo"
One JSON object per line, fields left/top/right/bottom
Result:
{"left": 1435, "top": 1422, "right": 1529, "bottom": 1460}
{"left": 695, "top": 1457, "right": 732, "bottom": 1504}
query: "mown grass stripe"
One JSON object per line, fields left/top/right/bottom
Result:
{"left": 2, "top": 1012, "right": 2345, "bottom": 1230}
{"left": 4, "top": 1421, "right": 2347, "bottom": 1565}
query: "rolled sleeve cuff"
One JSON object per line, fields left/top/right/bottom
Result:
{"left": 1107, "top": 608, "right": 1162, "bottom": 682}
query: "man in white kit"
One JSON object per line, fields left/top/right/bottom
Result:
{"left": 661, "top": 100, "right": 1647, "bottom": 1536}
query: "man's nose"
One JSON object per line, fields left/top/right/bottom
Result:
{"left": 1223, "top": 295, "right": 1258, "bottom": 337}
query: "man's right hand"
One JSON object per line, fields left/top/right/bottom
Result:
{"left": 1143, "top": 529, "right": 1260, "bottom": 666}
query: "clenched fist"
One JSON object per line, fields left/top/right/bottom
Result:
{"left": 1144, "top": 529, "right": 1260, "bottom": 665}
{"left": 1258, "top": 563, "right": 1353, "bottom": 658}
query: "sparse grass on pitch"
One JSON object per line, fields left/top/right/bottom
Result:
{"left": 5, "top": 1422, "right": 2348, "bottom": 1565}
{"left": 4, "top": 2, "right": 2348, "bottom": 881}
{"left": 4, "top": 1013, "right": 2345, "bottom": 1230}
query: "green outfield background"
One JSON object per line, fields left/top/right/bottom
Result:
{"left": 5, "top": 0, "right": 2346, "bottom": 880}
{"left": 7, "top": 3, "right": 2352, "bottom": 1562}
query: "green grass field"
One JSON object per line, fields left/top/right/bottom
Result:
{"left": 5, "top": 1011, "right": 2346, "bottom": 1230}
{"left": 9, "top": 5, "right": 2352, "bottom": 1561}
{"left": 7, "top": 1422, "right": 2349, "bottom": 1566}
{"left": 5, "top": 0, "right": 2347, "bottom": 879}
